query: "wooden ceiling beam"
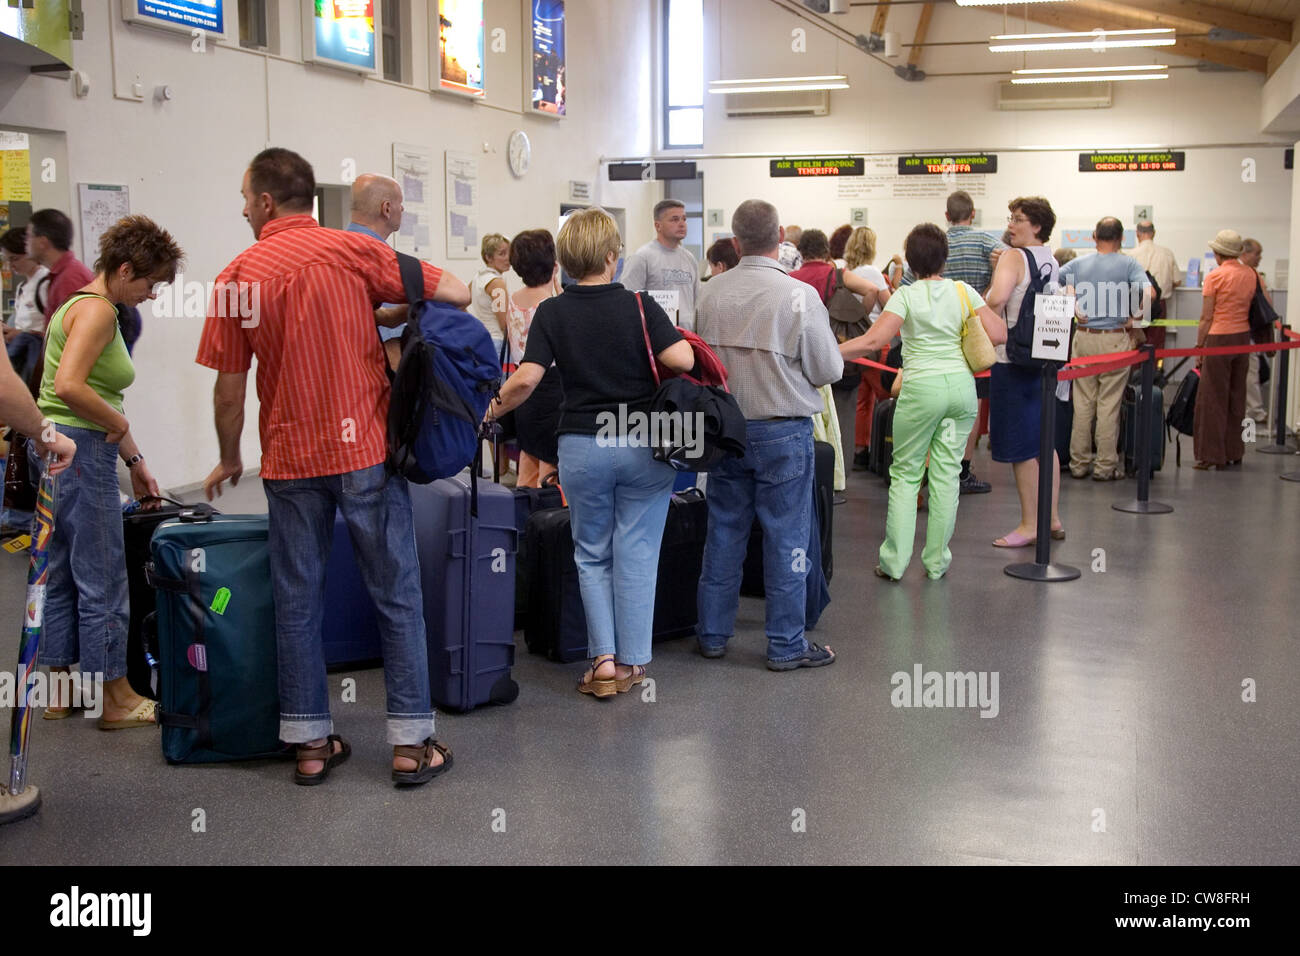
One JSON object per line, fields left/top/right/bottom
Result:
{"left": 871, "top": 0, "right": 892, "bottom": 37}
{"left": 1089, "top": 0, "right": 1292, "bottom": 44}
{"left": 909, "top": 3, "right": 935, "bottom": 68}
{"left": 1015, "top": 5, "right": 1270, "bottom": 73}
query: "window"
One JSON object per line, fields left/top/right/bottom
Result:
{"left": 665, "top": 174, "right": 705, "bottom": 265}
{"left": 663, "top": 0, "right": 703, "bottom": 149}
{"left": 382, "top": 0, "right": 403, "bottom": 82}
{"left": 238, "top": 0, "right": 269, "bottom": 50}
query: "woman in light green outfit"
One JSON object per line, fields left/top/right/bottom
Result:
{"left": 839, "top": 224, "right": 1007, "bottom": 580}
{"left": 37, "top": 215, "right": 183, "bottom": 725}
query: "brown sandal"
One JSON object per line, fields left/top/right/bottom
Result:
{"left": 615, "top": 665, "right": 646, "bottom": 693}
{"left": 293, "top": 734, "right": 351, "bottom": 786}
{"left": 578, "top": 655, "right": 618, "bottom": 698}
{"left": 392, "top": 738, "right": 453, "bottom": 786}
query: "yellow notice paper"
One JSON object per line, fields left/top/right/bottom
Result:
{"left": 0, "top": 149, "right": 32, "bottom": 202}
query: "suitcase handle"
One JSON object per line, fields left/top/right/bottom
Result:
{"left": 178, "top": 503, "right": 215, "bottom": 523}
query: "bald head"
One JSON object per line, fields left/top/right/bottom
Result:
{"left": 350, "top": 174, "right": 404, "bottom": 239}
{"left": 1136, "top": 220, "right": 1154, "bottom": 239}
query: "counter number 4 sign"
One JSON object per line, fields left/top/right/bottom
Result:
{"left": 1032, "top": 294, "right": 1075, "bottom": 362}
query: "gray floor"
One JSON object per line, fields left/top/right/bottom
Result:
{"left": 2, "top": 445, "right": 1298, "bottom": 865}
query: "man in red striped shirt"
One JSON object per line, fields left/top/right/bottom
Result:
{"left": 197, "top": 148, "right": 470, "bottom": 787}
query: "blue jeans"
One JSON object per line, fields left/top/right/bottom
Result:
{"left": 6, "top": 331, "right": 42, "bottom": 382}
{"left": 697, "top": 418, "right": 814, "bottom": 662}
{"left": 40, "top": 425, "right": 129, "bottom": 682}
{"left": 263, "top": 464, "right": 434, "bottom": 746}
{"left": 557, "top": 434, "right": 677, "bottom": 666}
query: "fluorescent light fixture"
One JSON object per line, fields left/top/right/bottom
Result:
{"left": 990, "top": 28, "right": 1175, "bottom": 53}
{"left": 959, "top": 0, "right": 1073, "bottom": 4}
{"left": 708, "top": 75, "right": 850, "bottom": 94}
{"left": 1013, "top": 64, "right": 1167, "bottom": 75}
{"left": 1011, "top": 73, "right": 1169, "bottom": 84}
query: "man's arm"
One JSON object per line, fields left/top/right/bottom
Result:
{"left": 0, "top": 359, "right": 76, "bottom": 474}
{"left": 203, "top": 371, "right": 247, "bottom": 500}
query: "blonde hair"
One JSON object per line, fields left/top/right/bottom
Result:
{"left": 480, "top": 233, "right": 509, "bottom": 266}
{"left": 843, "top": 227, "right": 877, "bottom": 270}
{"left": 557, "top": 207, "right": 621, "bottom": 280}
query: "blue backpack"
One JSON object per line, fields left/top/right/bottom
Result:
{"left": 387, "top": 252, "right": 500, "bottom": 483}
{"left": 1005, "top": 247, "right": 1058, "bottom": 368}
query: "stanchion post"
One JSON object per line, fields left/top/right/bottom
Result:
{"left": 1005, "top": 364, "right": 1080, "bottom": 582}
{"left": 1114, "top": 344, "right": 1172, "bottom": 514}
{"left": 1259, "top": 330, "right": 1294, "bottom": 454}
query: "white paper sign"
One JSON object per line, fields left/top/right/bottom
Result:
{"left": 647, "top": 290, "right": 680, "bottom": 325}
{"left": 1032, "top": 294, "right": 1075, "bottom": 362}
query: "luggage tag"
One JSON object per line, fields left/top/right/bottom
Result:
{"left": 187, "top": 644, "right": 208, "bottom": 672}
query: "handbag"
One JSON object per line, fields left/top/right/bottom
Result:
{"left": 956, "top": 281, "right": 996, "bottom": 373}
{"left": 1248, "top": 275, "right": 1278, "bottom": 334}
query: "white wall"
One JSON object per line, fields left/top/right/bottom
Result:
{"left": 682, "top": 0, "right": 1293, "bottom": 285}
{"left": 0, "top": 0, "right": 657, "bottom": 490}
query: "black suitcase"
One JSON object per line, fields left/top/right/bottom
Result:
{"left": 741, "top": 440, "right": 834, "bottom": 596}
{"left": 1120, "top": 382, "right": 1164, "bottom": 477}
{"left": 512, "top": 483, "right": 565, "bottom": 631}
{"left": 869, "top": 398, "right": 896, "bottom": 478}
{"left": 524, "top": 489, "right": 707, "bottom": 663}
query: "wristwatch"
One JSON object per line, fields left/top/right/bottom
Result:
{"left": 124, "top": 453, "right": 144, "bottom": 469}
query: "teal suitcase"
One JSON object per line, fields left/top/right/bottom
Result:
{"left": 147, "top": 510, "right": 286, "bottom": 764}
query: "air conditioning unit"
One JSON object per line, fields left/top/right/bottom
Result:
{"left": 725, "top": 89, "right": 830, "bottom": 117}
{"left": 996, "top": 81, "right": 1112, "bottom": 111}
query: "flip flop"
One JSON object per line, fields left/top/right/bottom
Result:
{"left": 1051, "top": 527, "right": 1066, "bottom": 541}
{"left": 97, "top": 698, "right": 157, "bottom": 731}
{"left": 992, "top": 531, "right": 1035, "bottom": 548}
{"left": 43, "top": 706, "right": 77, "bottom": 721}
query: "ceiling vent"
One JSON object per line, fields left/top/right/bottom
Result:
{"left": 997, "top": 80, "right": 1112, "bottom": 110}
{"left": 724, "top": 89, "right": 830, "bottom": 117}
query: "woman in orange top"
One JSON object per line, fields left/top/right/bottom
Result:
{"left": 1194, "top": 230, "right": 1256, "bottom": 469}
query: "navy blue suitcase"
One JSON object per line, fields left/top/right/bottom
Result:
{"left": 321, "top": 513, "right": 383, "bottom": 670}
{"left": 513, "top": 483, "right": 564, "bottom": 630}
{"left": 409, "top": 476, "right": 520, "bottom": 711}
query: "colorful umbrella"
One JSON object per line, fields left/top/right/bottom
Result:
{"left": 8, "top": 454, "right": 56, "bottom": 795}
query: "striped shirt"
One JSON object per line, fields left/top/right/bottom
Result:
{"left": 900, "top": 225, "right": 1003, "bottom": 293}
{"left": 195, "top": 214, "right": 442, "bottom": 480}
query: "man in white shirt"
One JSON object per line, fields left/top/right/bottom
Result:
{"left": 1, "top": 228, "right": 50, "bottom": 383}
{"left": 620, "top": 200, "right": 701, "bottom": 330}
{"left": 1241, "top": 238, "right": 1273, "bottom": 423}
{"left": 1129, "top": 221, "right": 1178, "bottom": 350}
{"left": 777, "top": 224, "right": 803, "bottom": 272}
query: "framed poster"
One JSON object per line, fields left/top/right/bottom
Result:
{"left": 78, "top": 184, "right": 131, "bottom": 266}
{"left": 120, "top": 0, "right": 233, "bottom": 41}
{"left": 445, "top": 151, "right": 479, "bottom": 260}
{"left": 524, "top": 0, "right": 565, "bottom": 117}
{"left": 302, "top": 0, "right": 377, "bottom": 74}
{"left": 433, "top": 0, "right": 485, "bottom": 98}
{"left": 393, "top": 143, "right": 434, "bottom": 257}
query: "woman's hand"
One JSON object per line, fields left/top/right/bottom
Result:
{"left": 129, "top": 459, "right": 161, "bottom": 506}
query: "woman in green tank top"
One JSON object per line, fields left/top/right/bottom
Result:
{"left": 36, "top": 215, "right": 183, "bottom": 728}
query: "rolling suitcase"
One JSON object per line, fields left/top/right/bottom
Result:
{"left": 409, "top": 475, "right": 520, "bottom": 712}
{"left": 320, "top": 512, "right": 383, "bottom": 670}
{"left": 525, "top": 489, "right": 707, "bottom": 663}
{"left": 124, "top": 499, "right": 214, "bottom": 699}
{"left": 512, "top": 482, "right": 564, "bottom": 631}
{"left": 869, "top": 398, "right": 896, "bottom": 479}
{"left": 1121, "top": 382, "right": 1164, "bottom": 477}
{"left": 147, "top": 511, "right": 285, "bottom": 764}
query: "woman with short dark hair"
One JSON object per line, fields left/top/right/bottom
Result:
{"left": 828, "top": 224, "right": 853, "bottom": 268}
{"left": 504, "top": 228, "right": 565, "bottom": 487}
{"left": 705, "top": 237, "right": 739, "bottom": 276}
{"left": 839, "top": 224, "right": 1006, "bottom": 580}
{"left": 984, "top": 196, "right": 1065, "bottom": 548}
{"left": 37, "top": 215, "right": 183, "bottom": 726}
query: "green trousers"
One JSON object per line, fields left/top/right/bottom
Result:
{"left": 879, "top": 372, "right": 977, "bottom": 580}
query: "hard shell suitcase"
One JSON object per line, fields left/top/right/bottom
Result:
{"left": 321, "top": 512, "right": 383, "bottom": 671}
{"left": 409, "top": 476, "right": 520, "bottom": 711}
{"left": 524, "top": 490, "right": 707, "bottom": 663}
{"left": 147, "top": 511, "right": 285, "bottom": 764}
{"left": 869, "top": 398, "right": 896, "bottom": 478}
{"left": 1121, "top": 382, "right": 1164, "bottom": 477}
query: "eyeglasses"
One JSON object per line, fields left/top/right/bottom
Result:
{"left": 1007, "top": 215, "right": 1031, "bottom": 225}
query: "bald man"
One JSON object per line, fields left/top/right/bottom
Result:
{"left": 346, "top": 174, "right": 407, "bottom": 367}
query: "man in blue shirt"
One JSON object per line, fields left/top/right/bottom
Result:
{"left": 345, "top": 174, "right": 407, "bottom": 369}
{"left": 1059, "top": 217, "right": 1151, "bottom": 480}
